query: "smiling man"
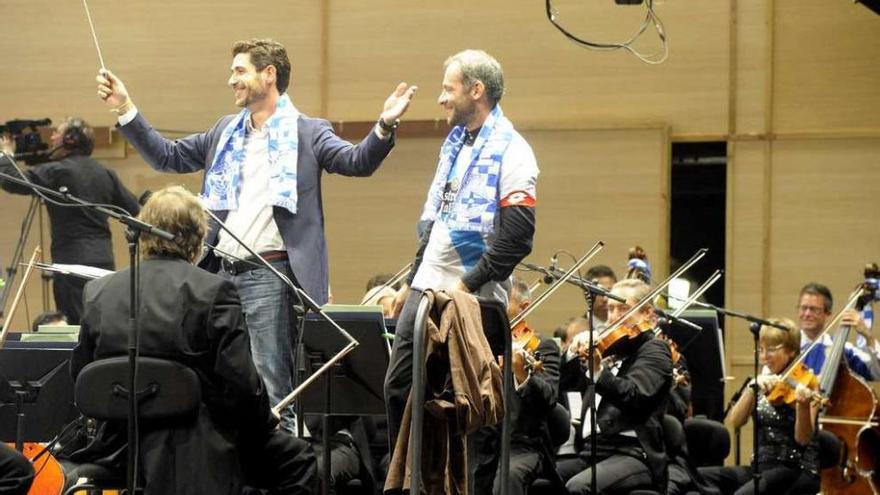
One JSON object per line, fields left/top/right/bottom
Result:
{"left": 796, "top": 282, "right": 880, "bottom": 381}
{"left": 96, "top": 38, "right": 416, "bottom": 434}
{"left": 384, "top": 49, "right": 539, "bottom": 454}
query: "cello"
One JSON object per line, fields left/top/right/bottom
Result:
{"left": 818, "top": 284, "right": 880, "bottom": 495}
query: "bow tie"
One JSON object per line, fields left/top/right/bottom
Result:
{"left": 463, "top": 128, "right": 481, "bottom": 146}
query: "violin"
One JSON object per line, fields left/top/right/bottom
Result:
{"left": 596, "top": 320, "right": 654, "bottom": 357}
{"left": 512, "top": 323, "right": 544, "bottom": 373}
{"left": 764, "top": 361, "right": 822, "bottom": 407}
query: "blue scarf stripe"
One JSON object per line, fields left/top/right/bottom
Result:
{"left": 420, "top": 106, "right": 514, "bottom": 234}
{"left": 202, "top": 94, "right": 300, "bottom": 213}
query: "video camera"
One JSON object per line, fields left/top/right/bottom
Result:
{"left": 0, "top": 118, "right": 52, "bottom": 165}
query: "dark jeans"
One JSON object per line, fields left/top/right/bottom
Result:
{"left": 0, "top": 443, "right": 34, "bottom": 495}
{"left": 697, "top": 464, "right": 817, "bottom": 495}
{"left": 383, "top": 289, "right": 421, "bottom": 452}
{"left": 220, "top": 259, "right": 298, "bottom": 434}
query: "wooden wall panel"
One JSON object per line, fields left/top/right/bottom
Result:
{"left": 766, "top": 138, "right": 880, "bottom": 316}
{"left": 0, "top": 1, "right": 323, "bottom": 131}
{"left": 325, "top": 1, "right": 730, "bottom": 136}
{"left": 773, "top": 1, "right": 880, "bottom": 133}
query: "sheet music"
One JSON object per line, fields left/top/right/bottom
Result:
{"left": 33, "top": 263, "right": 113, "bottom": 280}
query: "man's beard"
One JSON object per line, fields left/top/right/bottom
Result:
{"left": 237, "top": 85, "right": 268, "bottom": 108}
{"left": 448, "top": 103, "right": 476, "bottom": 128}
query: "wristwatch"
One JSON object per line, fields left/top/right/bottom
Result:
{"left": 377, "top": 117, "right": 399, "bottom": 133}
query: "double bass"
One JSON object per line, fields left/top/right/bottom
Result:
{"left": 818, "top": 284, "right": 880, "bottom": 495}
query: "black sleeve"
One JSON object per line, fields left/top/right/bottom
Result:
{"left": 209, "top": 281, "right": 275, "bottom": 433}
{"left": 105, "top": 168, "right": 141, "bottom": 216}
{"left": 595, "top": 338, "right": 673, "bottom": 412}
{"left": 519, "top": 338, "right": 560, "bottom": 415}
{"left": 461, "top": 205, "right": 535, "bottom": 292}
{"left": 70, "top": 280, "right": 99, "bottom": 380}
{"left": 0, "top": 157, "right": 49, "bottom": 195}
{"left": 405, "top": 220, "right": 434, "bottom": 286}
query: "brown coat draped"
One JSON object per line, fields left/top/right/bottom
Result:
{"left": 385, "top": 290, "right": 504, "bottom": 494}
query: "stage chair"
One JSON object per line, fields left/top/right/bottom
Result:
{"left": 63, "top": 356, "right": 201, "bottom": 495}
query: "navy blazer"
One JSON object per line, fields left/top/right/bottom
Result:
{"left": 118, "top": 111, "right": 395, "bottom": 304}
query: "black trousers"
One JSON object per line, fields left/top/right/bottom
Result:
{"left": 557, "top": 449, "right": 654, "bottom": 495}
{"left": 240, "top": 431, "right": 318, "bottom": 495}
{"left": 383, "top": 290, "right": 421, "bottom": 452}
{"left": 52, "top": 261, "right": 113, "bottom": 325}
{"left": 311, "top": 435, "right": 362, "bottom": 495}
{"left": 52, "top": 272, "right": 87, "bottom": 325}
{"left": 0, "top": 443, "right": 34, "bottom": 495}
{"left": 697, "top": 464, "right": 817, "bottom": 495}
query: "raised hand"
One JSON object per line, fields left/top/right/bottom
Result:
{"left": 96, "top": 69, "right": 131, "bottom": 109}
{"left": 380, "top": 82, "right": 418, "bottom": 125}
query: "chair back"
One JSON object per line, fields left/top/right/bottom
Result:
{"left": 683, "top": 417, "right": 730, "bottom": 467}
{"left": 661, "top": 414, "right": 686, "bottom": 456}
{"left": 546, "top": 403, "right": 572, "bottom": 450}
{"left": 75, "top": 356, "right": 201, "bottom": 422}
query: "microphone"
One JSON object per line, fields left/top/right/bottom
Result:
{"left": 521, "top": 261, "right": 557, "bottom": 284}
{"left": 546, "top": 255, "right": 560, "bottom": 283}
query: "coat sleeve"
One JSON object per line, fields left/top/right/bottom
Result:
{"left": 117, "top": 112, "right": 216, "bottom": 174}
{"left": 312, "top": 120, "right": 394, "bottom": 177}
{"left": 518, "top": 338, "right": 560, "bottom": 415}
{"left": 208, "top": 281, "right": 275, "bottom": 433}
{"left": 461, "top": 205, "right": 535, "bottom": 292}
{"left": 596, "top": 338, "right": 672, "bottom": 412}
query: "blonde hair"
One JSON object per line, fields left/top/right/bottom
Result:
{"left": 613, "top": 278, "right": 652, "bottom": 306}
{"left": 139, "top": 186, "right": 207, "bottom": 263}
{"left": 760, "top": 318, "right": 800, "bottom": 355}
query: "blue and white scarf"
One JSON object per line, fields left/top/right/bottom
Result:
{"left": 419, "top": 105, "right": 514, "bottom": 234}
{"left": 201, "top": 93, "right": 300, "bottom": 213}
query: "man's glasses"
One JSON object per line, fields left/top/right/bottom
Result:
{"left": 797, "top": 305, "right": 826, "bottom": 315}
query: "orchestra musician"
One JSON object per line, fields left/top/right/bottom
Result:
{"left": 557, "top": 278, "right": 674, "bottom": 494}
{"left": 474, "top": 277, "right": 562, "bottom": 495}
{"left": 698, "top": 318, "right": 821, "bottom": 495}
{"left": 69, "top": 186, "right": 317, "bottom": 495}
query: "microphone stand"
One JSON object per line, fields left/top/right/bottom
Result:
{"left": 520, "top": 259, "right": 614, "bottom": 495}
{"left": 520, "top": 262, "right": 627, "bottom": 304}
{"left": 202, "top": 211, "right": 359, "bottom": 438}
{"left": 0, "top": 165, "right": 173, "bottom": 495}
{"left": 724, "top": 375, "right": 753, "bottom": 466}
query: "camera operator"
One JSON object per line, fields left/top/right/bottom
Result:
{"left": 0, "top": 117, "right": 140, "bottom": 324}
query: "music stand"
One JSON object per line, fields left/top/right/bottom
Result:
{"left": 299, "top": 308, "right": 389, "bottom": 495}
{"left": 0, "top": 347, "right": 77, "bottom": 447}
{"left": 664, "top": 309, "right": 725, "bottom": 420}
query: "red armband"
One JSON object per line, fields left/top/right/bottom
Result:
{"left": 500, "top": 190, "right": 536, "bottom": 208}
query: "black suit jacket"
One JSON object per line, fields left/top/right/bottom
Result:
{"left": 510, "top": 336, "right": 560, "bottom": 447}
{"left": 71, "top": 256, "right": 273, "bottom": 494}
{"left": 567, "top": 333, "right": 673, "bottom": 491}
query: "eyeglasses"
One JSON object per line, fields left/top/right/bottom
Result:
{"left": 759, "top": 344, "right": 785, "bottom": 355}
{"left": 797, "top": 305, "right": 826, "bottom": 315}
